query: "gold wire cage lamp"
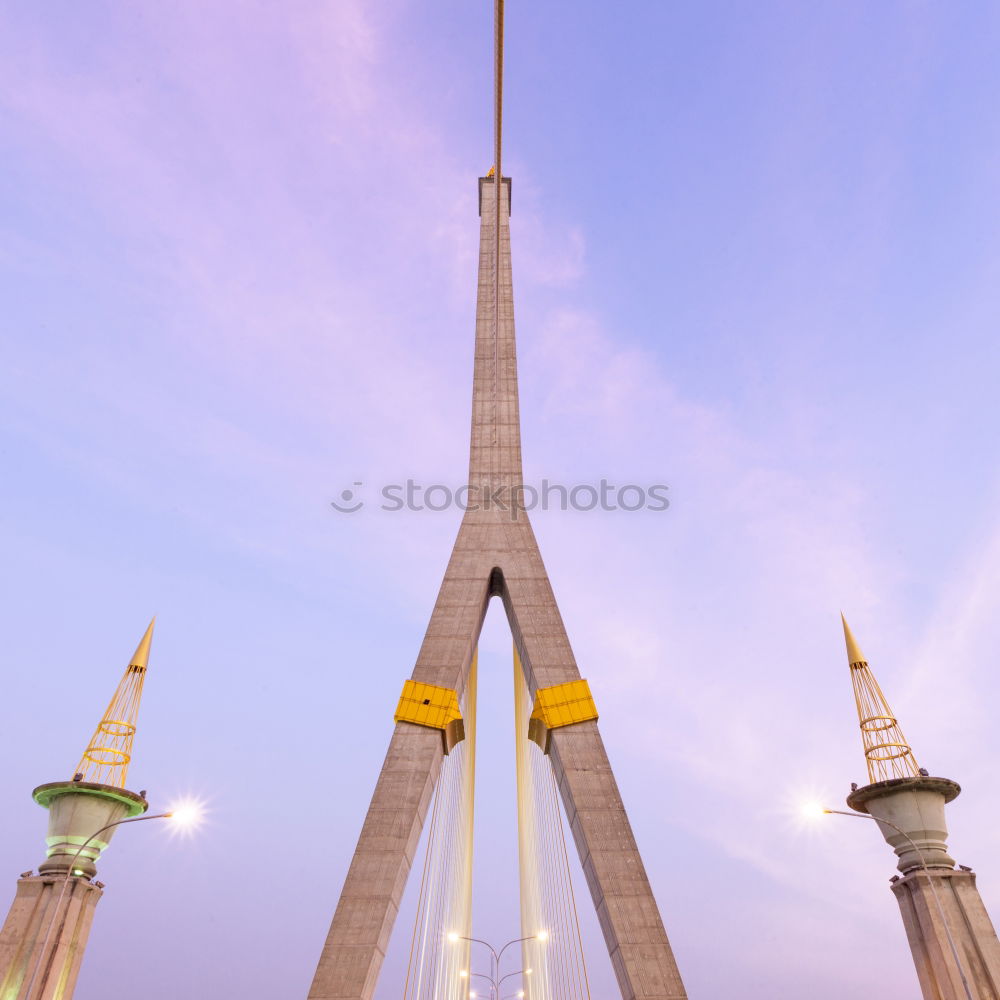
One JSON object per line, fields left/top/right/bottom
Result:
{"left": 842, "top": 614, "right": 921, "bottom": 785}
{"left": 74, "top": 618, "right": 155, "bottom": 788}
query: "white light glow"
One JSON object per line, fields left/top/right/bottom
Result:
{"left": 166, "top": 798, "right": 205, "bottom": 834}
{"left": 800, "top": 801, "right": 827, "bottom": 822}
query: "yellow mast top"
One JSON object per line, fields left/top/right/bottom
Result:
{"left": 74, "top": 618, "right": 155, "bottom": 788}
{"left": 841, "top": 613, "right": 920, "bottom": 784}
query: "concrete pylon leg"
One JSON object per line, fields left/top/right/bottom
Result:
{"left": 503, "top": 568, "right": 687, "bottom": 999}
{"left": 306, "top": 553, "right": 487, "bottom": 1000}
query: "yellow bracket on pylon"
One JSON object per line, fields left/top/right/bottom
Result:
{"left": 528, "top": 679, "right": 598, "bottom": 753}
{"left": 395, "top": 680, "right": 466, "bottom": 754}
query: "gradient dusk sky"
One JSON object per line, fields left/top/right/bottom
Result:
{"left": 3, "top": 2, "right": 1000, "bottom": 998}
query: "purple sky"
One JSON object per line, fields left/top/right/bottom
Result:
{"left": 2, "top": 2, "right": 1000, "bottom": 998}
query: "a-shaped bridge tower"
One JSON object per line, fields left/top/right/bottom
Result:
{"left": 306, "top": 6, "right": 687, "bottom": 999}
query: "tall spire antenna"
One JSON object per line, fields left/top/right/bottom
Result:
{"left": 841, "top": 613, "right": 920, "bottom": 784}
{"left": 492, "top": 0, "right": 504, "bottom": 450}
{"left": 75, "top": 617, "right": 156, "bottom": 788}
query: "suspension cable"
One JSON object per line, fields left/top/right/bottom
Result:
{"left": 514, "top": 647, "right": 591, "bottom": 1000}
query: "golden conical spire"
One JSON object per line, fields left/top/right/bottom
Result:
{"left": 841, "top": 612, "right": 865, "bottom": 666}
{"left": 841, "top": 613, "right": 920, "bottom": 784}
{"left": 129, "top": 616, "right": 155, "bottom": 670}
{"left": 74, "top": 618, "right": 155, "bottom": 788}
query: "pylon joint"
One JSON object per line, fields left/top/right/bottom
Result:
{"left": 528, "top": 679, "right": 598, "bottom": 753}
{"left": 394, "top": 680, "right": 466, "bottom": 754}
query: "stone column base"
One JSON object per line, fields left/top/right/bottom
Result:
{"left": 0, "top": 875, "right": 103, "bottom": 1000}
{"left": 892, "top": 868, "right": 1000, "bottom": 1000}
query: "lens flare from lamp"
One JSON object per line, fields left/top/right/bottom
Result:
{"left": 536, "top": 930, "right": 549, "bottom": 942}
{"left": 167, "top": 799, "right": 204, "bottom": 832}
{"left": 447, "top": 932, "right": 460, "bottom": 943}
{"left": 800, "top": 801, "right": 827, "bottom": 821}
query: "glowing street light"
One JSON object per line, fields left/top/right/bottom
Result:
{"left": 464, "top": 971, "right": 499, "bottom": 998}
{"left": 167, "top": 799, "right": 204, "bottom": 829}
{"left": 799, "top": 801, "right": 826, "bottom": 821}
{"left": 449, "top": 931, "right": 547, "bottom": 999}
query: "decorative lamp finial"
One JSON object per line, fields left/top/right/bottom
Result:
{"left": 841, "top": 613, "right": 920, "bottom": 784}
{"left": 74, "top": 617, "right": 156, "bottom": 788}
